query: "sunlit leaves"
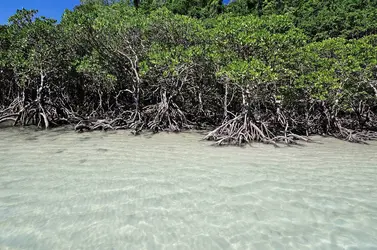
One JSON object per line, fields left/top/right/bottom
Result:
{"left": 5, "top": 9, "right": 62, "bottom": 88}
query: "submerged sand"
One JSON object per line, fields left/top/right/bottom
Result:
{"left": 0, "top": 129, "right": 376, "bottom": 249}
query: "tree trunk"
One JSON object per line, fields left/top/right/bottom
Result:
{"left": 223, "top": 82, "right": 228, "bottom": 120}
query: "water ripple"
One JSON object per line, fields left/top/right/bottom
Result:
{"left": 0, "top": 130, "right": 377, "bottom": 249}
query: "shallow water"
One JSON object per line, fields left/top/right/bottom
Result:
{"left": 0, "top": 128, "right": 377, "bottom": 250}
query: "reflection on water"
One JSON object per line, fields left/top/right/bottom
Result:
{"left": 0, "top": 128, "right": 377, "bottom": 249}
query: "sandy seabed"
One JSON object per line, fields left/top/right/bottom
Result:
{"left": 0, "top": 129, "right": 377, "bottom": 249}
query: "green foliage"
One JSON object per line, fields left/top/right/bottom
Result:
{"left": 225, "top": 0, "right": 377, "bottom": 41}
{"left": 0, "top": 25, "right": 9, "bottom": 67}
{"left": 1, "top": 0, "right": 377, "bottom": 136}
{"left": 208, "top": 13, "right": 306, "bottom": 91}
{"left": 80, "top": 0, "right": 128, "bottom": 5}
{"left": 5, "top": 9, "right": 63, "bottom": 88}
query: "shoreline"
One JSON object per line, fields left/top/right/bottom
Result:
{"left": 1, "top": 124, "right": 375, "bottom": 147}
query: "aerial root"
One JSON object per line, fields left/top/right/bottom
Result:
{"left": 204, "top": 114, "right": 269, "bottom": 146}
{"left": 0, "top": 113, "right": 19, "bottom": 124}
{"left": 74, "top": 118, "right": 123, "bottom": 132}
{"left": 204, "top": 114, "right": 310, "bottom": 146}
{"left": 144, "top": 101, "right": 190, "bottom": 133}
{"left": 336, "top": 122, "right": 377, "bottom": 143}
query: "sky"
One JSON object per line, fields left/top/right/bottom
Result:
{"left": 0, "top": 0, "right": 231, "bottom": 24}
{"left": 0, "top": 0, "right": 81, "bottom": 24}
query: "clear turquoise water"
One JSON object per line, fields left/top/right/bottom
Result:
{"left": 0, "top": 128, "right": 377, "bottom": 249}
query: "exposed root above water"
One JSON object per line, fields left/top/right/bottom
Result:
{"left": 204, "top": 114, "right": 268, "bottom": 145}
{"left": 143, "top": 102, "right": 190, "bottom": 133}
{"left": 74, "top": 116, "right": 129, "bottom": 132}
{"left": 1, "top": 94, "right": 376, "bottom": 147}
{"left": 203, "top": 113, "right": 310, "bottom": 146}
{"left": 335, "top": 122, "right": 377, "bottom": 143}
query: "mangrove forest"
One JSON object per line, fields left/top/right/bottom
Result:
{"left": 1, "top": 0, "right": 377, "bottom": 145}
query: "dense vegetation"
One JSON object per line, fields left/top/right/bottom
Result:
{"left": 1, "top": 0, "right": 377, "bottom": 145}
